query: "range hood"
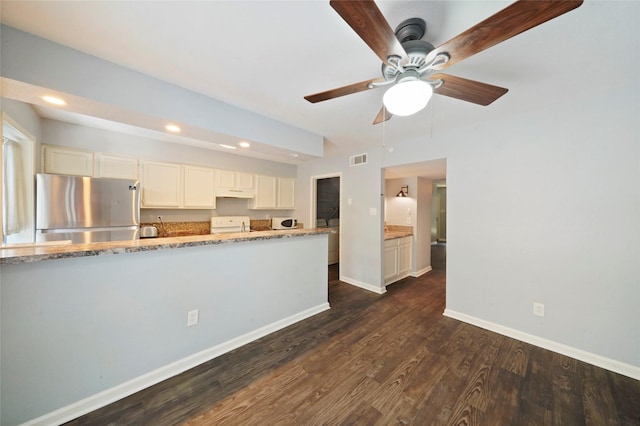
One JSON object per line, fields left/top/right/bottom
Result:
{"left": 215, "top": 187, "right": 255, "bottom": 199}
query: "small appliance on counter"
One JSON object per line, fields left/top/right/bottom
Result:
{"left": 140, "top": 226, "right": 158, "bottom": 238}
{"left": 272, "top": 217, "right": 297, "bottom": 230}
{"left": 210, "top": 216, "right": 251, "bottom": 234}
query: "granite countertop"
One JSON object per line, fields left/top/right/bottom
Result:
{"left": 0, "top": 228, "right": 331, "bottom": 265}
{"left": 384, "top": 231, "right": 414, "bottom": 240}
{"left": 384, "top": 224, "right": 413, "bottom": 241}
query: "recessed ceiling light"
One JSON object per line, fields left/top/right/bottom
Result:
{"left": 165, "top": 124, "right": 181, "bottom": 133}
{"left": 289, "top": 153, "right": 299, "bottom": 158}
{"left": 42, "top": 95, "right": 66, "bottom": 106}
{"left": 239, "top": 141, "right": 251, "bottom": 148}
{"left": 219, "top": 144, "right": 237, "bottom": 150}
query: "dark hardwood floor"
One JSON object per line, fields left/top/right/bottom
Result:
{"left": 67, "top": 247, "right": 639, "bottom": 425}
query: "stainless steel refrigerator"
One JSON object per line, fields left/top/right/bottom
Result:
{"left": 36, "top": 173, "right": 140, "bottom": 244}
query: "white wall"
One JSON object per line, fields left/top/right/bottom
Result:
{"left": 384, "top": 177, "right": 415, "bottom": 227}
{"left": 414, "top": 177, "right": 432, "bottom": 274}
{"left": 297, "top": 149, "right": 385, "bottom": 292}
{"left": 382, "top": 86, "right": 639, "bottom": 372}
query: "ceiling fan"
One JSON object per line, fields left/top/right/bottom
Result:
{"left": 304, "top": 0, "right": 583, "bottom": 124}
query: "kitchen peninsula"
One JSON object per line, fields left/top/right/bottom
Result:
{"left": 0, "top": 229, "right": 330, "bottom": 425}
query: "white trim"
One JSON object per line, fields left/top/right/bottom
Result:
{"left": 444, "top": 309, "right": 640, "bottom": 381}
{"left": 411, "top": 266, "right": 432, "bottom": 278}
{"left": 340, "top": 275, "right": 386, "bottom": 294}
{"left": 20, "top": 303, "right": 331, "bottom": 426}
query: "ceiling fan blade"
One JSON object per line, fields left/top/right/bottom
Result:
{"left": 373, "top": 105, "right": 392, "bottom": 125}
{"left": 304, "top": 78, "right": 385, "bottom": 103}
{"left": 427, "top": 0, "right": 583, "bottom": 70}
{"left": 330, "top": 0, "right": 408, "bottom": 66}
{"left": 430, "top": 73, "right": 508, "bottom": 106}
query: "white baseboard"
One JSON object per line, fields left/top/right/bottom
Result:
{"left": 340, "top": 275, "right": 386, "bottom": 294}
{"left": 22, "top": 303, "right": 331, "bottom": 426}
{"left": 444, "top": 309, "right": 640, "bottom": 381}
{"left": 411, "top": 266, "right": 432, "bottom": 278}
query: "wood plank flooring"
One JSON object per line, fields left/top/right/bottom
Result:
{"left": 66, "top": 247, "right": 639, "bottom": 425}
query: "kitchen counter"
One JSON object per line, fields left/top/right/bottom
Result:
{"left": 384, "top": 225, "right": 413, "bottom": 241}
{"left": 384, "top": 230, "right": 414, "bottom": 240}
{"left": 2, "top": 226, "right": 330, "bottom": 424}
{"left": 0, "top": 228, "right": 331, "bottom": 264}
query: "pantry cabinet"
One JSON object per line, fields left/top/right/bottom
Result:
{"left": 384, "top": 236, "right": 413, "bottom": 285}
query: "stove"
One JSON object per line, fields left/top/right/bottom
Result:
{"left": 210, "top": 216, "right": 251, "bottom": 234}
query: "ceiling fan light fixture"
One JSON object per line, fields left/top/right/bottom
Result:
{"left": 383, "top": 78, "right": 433, "bottom": 116}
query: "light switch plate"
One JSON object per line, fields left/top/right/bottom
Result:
{"left": 369, "top": 207, "right": 377, "bottom": 216}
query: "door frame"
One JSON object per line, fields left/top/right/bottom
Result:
{"left": 310, "top": 172, "right": 342, "bottom": 264}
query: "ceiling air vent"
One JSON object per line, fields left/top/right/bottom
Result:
{"left": 349, "top": 153, "right": 367, "bottom": 167}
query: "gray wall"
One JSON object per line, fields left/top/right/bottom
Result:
{"left": 0, "top": 25, "right": 323, "bottom": 157}
{"left": 1, "top": 236, "right": 328, "bottom": 425}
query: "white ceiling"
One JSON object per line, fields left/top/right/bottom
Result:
{"left": 1, "top": 1, "right": 637, "bottom": 174}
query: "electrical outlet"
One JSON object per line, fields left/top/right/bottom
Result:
{"left": 533, "top": 302, "right": 545, "bottom": 317}
{"left": 187, "top": 309, "right": 199, "bottom": 327}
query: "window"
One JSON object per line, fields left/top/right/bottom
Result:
{"left": 2, "top": 118, "right": 35, "bottom": 245}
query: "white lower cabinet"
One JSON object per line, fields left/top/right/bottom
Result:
{"left": 384, "top": 236, "right": 413, "bottom": 285}
{"left": 141, "top": 160, "right": 183, "bottom": 208}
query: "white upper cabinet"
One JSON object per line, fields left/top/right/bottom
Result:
{"left": 250, "top": 175, "right": 295, "bottom": 210}
{"left": 277, "top": 177, "right": 295, "bottom": 209}
{"left": 94, "top": 153, "right": 139, "bottom": 180}
{"left": 140, "top": 160, "right": 183, "bottom": 208}
{"left": 216, "top": 170, "right": 255, "bottom": 198}
{"left": 251, "top": 175, "right": 278, "bottom": 209}
{"left": 42, "top": 144, "right": 94, "bottom": 176}
{"left": 183, "top": 165, "right": 216, "bottom": 209}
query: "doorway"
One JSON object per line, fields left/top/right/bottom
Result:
{"left": 312, "top": 174, "right": 341, "bottom": 268}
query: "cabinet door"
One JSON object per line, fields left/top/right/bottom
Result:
{"left": 236, "top": 172, "right": 254, "bottom": 190}
{"left": 216, "top": 169, "right": 236, "bottom": 188}
{"left": 141, "top": 161, "right": 183, "bottom": 208}
{"left": 184, "top": 165, "right": 216, "bottom": 208}
{"left": 42, "top": 145, "right": 93, "bottom": 176}
{"left": 252, "top": 175, "right": 277, "bottom": 209}
{"left": 95, "top": 153, "right": 138, "bottom": 179}
{"left": 398, "top": 237, "right": 413, "bottom": 278}
{"left": 277, "top": 177, "right": 295, "bottom": 209}
{"left": 384, "top": 242, "right": 399, "bottom": 285}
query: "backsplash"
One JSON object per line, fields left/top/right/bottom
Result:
{"left": 140, "top": 219, "right": 303, "bottom": 236}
